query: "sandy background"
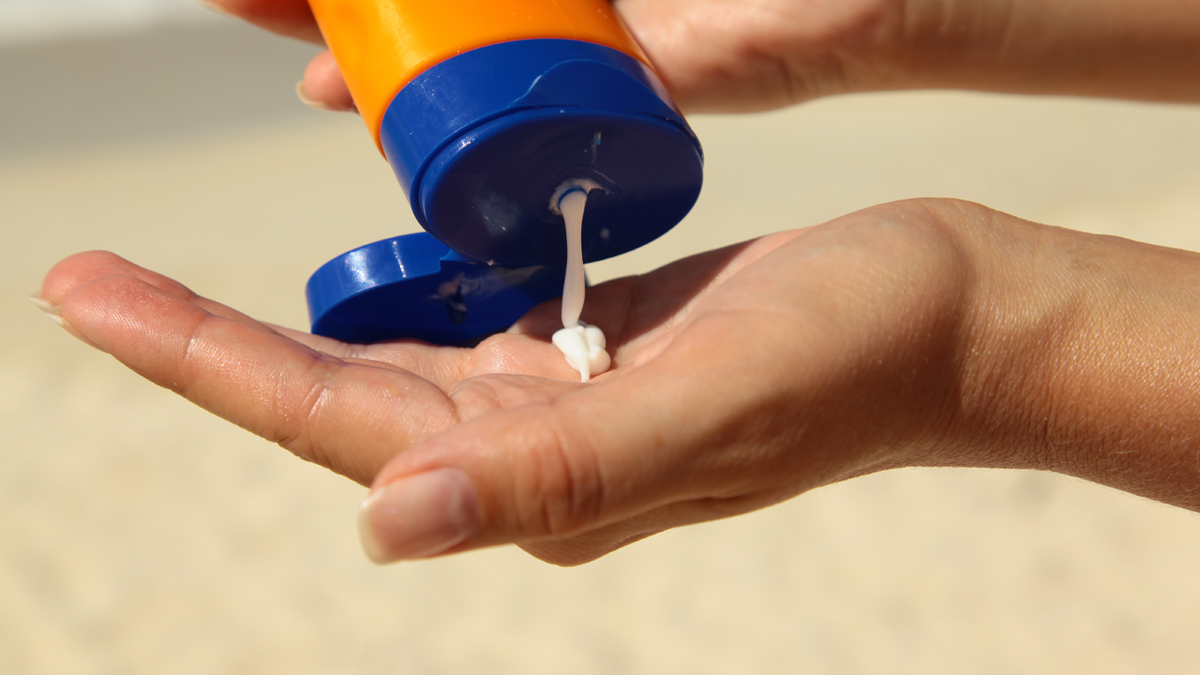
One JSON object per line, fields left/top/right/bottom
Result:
{"left": 4, "top": 16, "right": 1200, "bottom": 675}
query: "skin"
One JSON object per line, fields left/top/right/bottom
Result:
{"left": 211, "top": 0, "right": 1200, "bottom": 112}
{"left": 37, "top": 0, "right": 1200, "bottom": 564}
{"left": 38, "top": 200, "right": 1200, "bottom": 564}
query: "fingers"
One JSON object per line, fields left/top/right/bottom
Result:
{"left": 199, "top": 0, "right": 356, "bottom": 112}
{"left": 42, "top": 251, "right": 271, "bottom": 331}
{"left": 356, "top": 323, "right": 794, "bottom": 565}
{"left": 299, "top": 52, "right": 356, "bottom": 112}
{"left": 43, "top": 252, "right": 458, "bottom": 485}
{"left": 201, "top": 0, "right": 324, "bottom": 44}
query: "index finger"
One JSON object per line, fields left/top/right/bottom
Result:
{"left": 54, "top": 270, "right": 460, "bottom": 485}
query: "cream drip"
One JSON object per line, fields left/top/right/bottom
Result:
{"left": 549, "top": 181, "right": 610, "bottom": 382}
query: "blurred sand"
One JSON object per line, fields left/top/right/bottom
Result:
{"left": 4, "top": 19, "right": 1200, "bottom": 675}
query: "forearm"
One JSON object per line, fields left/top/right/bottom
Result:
{"left": 873, "top": 0, "right": 1200, "bottom": 102}
{"left": 953, "top": 206, "right": 1200, "bottom": 510}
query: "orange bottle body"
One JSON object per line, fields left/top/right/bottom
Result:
{"left": 307, "top": 0, "right": 650, "bottom": 151}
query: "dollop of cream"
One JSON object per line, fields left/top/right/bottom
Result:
{"left": 550, "top": 180, "right": 610, "bottom": 382}
{"left": 551, "top": 323, "right": 610, "bottom": 382}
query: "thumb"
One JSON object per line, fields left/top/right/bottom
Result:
{"left": 356, "top": 350, "right": 767, "bottom": 566}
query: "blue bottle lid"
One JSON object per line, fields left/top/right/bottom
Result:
{"left": 306, "top": 233, "right": 567, "bottom": 345}
{"left": 380, "top": 38, "right": 704, "bottom": 267}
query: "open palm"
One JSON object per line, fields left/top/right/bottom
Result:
{"left": 42, "top": 200, "right": 983, "bottom": 564}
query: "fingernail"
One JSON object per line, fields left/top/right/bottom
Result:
{"left": 358, "top": 468, "right": 479, "bottom": 564}
{"left": 30, "top": 293, "right": 64, "bottom": 325}
{"left": 31, "top": 294, "right": 103, "bottom": 350}
{"left": 296, "top": 81, "right": 353, "bottom": 113}
{"left": 29, "top": 293, "right": 57, "bottom": 315}
{"left": 195, "top": 0, "right": 234, "bottom": 17}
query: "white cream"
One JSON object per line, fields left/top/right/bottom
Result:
{"left": 549, "top": 181, "right": 610, "bottom": 382}
{"left": 559, "top": 189, "right": 587, "bottom": 329}
{"left": 552, "top": 323, "right": 610, "bottom": 382}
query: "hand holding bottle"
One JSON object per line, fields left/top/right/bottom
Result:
{"left": 203, "top": 0, "right": 1200, "bottom": 114}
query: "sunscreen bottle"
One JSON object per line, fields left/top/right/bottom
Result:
{"left": 306, "top": 0, "right": 704, "bottom": 266}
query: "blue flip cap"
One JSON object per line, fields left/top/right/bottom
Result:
{"left": 306, "top": 233, "right": 567, "bottom": 345}
{"left": 380, "top": 38, "right": 704, "bottom": 267}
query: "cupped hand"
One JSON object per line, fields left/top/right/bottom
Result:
{"left": 40, "top": 200, "right": 1010, "bottom": 565}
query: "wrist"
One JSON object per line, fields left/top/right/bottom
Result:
{"left": 856, "top": 0, "right": 1200, "bottom": 103}
{"left": 953, "top": 208, "right": 1200, "bottom": 509}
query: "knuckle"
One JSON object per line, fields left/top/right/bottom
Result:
{"left": 509, "top": 415, "right": 606, "bottom": 539}
{"left": 268, "top": 352, "right": 341, "bottom": 467}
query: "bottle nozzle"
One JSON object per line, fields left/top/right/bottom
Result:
{"left": 549, "top": 178, "right": 602, "bottom": 215}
